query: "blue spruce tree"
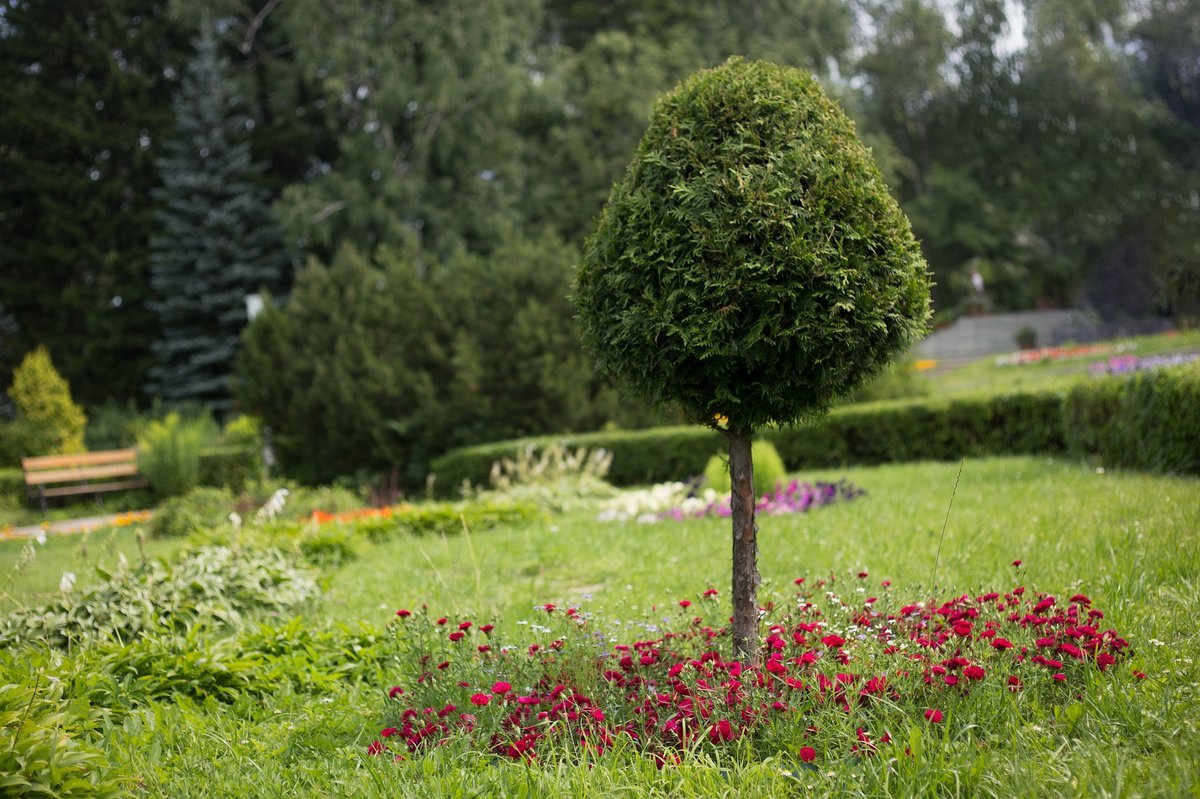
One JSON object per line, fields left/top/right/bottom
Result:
{"left": 147, "top": 27, "right": 290, "bottom": 411}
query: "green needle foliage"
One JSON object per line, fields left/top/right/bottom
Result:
{"left": 575, "top": 57, "right": 931, "bottom": 432}
{"left": 575, "top": 57, "right": 931, "bottom": 660}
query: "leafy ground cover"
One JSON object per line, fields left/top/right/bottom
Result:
{"left": 3, "top": 456, "right": 1192, "bottom": 797}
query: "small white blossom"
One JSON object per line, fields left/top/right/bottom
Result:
{"left": 59, "top": 571, "right": 76, "bottom": 593}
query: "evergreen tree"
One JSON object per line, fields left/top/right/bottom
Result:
{"left": 0, "top": 0, "right": 188, "bottom": 405}
{"left": 147, "top": 26, "right": 290, "bottom": 411}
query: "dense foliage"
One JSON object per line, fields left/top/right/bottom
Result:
{"left": 576, "top": 57, "right": 930, "bottom": 430}
{"left": 146, "top": 29, "right": 290, "bottom": 410}
{"left": 235, "top": 235, "right": 654, "bottom": 485}
{"left": 1, "top": 0, "right": 1196, "bottom": 479}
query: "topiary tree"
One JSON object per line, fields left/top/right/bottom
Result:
{"left": 574, "top": 57, "right": 931, "bottom": 662}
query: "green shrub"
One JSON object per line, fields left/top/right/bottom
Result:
{"left": 138, "top": 412, "right": 217, "bottom": 498}
{"left": 6, "top": 346, "right": 87, "bottom": 458}
{"left": 434, "top": 391, "right": 1067, "bottom": 488}
{"left": 1015, "top": 325, "right": 1038, "bottom": 350}
{"left": 847, "top": 355, "right": 930, "bottom": 403}
{"left": 1064, "top": 364, "right": 1200, "bottom": 474}
{"left": 83, "top": 399, "right": 144, "bottom": 450}
{"left": 197, "top": 445, "right": 260, "bottom": 492}
{"left": 703, "top": 440, "right": 787, "bottom": 496}
{"left": 274, "top": 484, "right": 364, "bottom": 522}
{"left": 0, "top": 675, "right": 125, "bottom": 798}
{"left": 0, "top": 545, "right": 319, "bottom": 650}
{"left": 150, "top": 486, "right": 236, "bottom": 538}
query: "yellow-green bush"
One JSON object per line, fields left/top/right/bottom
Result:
{"left": 5, "top": 346, "right": 87, "bottom": 458}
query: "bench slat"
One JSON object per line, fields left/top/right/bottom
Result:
{"left": 40, "top": 478, "right": 150, "bottom": 498}
{"left": 24, "top": 462, "right": 141, "bottom": 486}
{"left": 22, "top": 448, "right": 139, "bottom": 470}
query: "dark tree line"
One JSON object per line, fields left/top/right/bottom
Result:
{"left": 1, "top": 0, "right": 1196, "bottom": 471}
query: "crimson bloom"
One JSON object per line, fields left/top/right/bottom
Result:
{"left": 470, "top": 693, "right": 491, "bottom": 706}
{"left": 799, "top": 746, "right": 817, "bottom": 763}
{"left": 924, "top": 709, "right": 944, "bottom": 723}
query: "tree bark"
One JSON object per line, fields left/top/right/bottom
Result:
{"left": 728, "top": 427, "right": 760, "bottom": 665}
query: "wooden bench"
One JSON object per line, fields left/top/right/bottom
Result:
{"left": 21, "top": 448, "right": 149, "bottom": 511}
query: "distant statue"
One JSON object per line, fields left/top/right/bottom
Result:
{"left": 971, "top": 267, "right": 985, "bottom": 297}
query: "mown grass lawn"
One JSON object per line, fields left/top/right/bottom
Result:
{"left": 3, "top": 456, "right": 1198, "bottom": 797}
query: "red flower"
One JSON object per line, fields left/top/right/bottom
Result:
{"left": 964, "top": 665, "right": 985, "bottom": 681}
{"left": 991, "top": 638, "right": 1014, "bottom": 650}
{"left": 924, "top": 709, "right": 944, "bottom": 723}
{"left": 470, "top": 693, "right": 491, "bottom": 706}
{"left": 395, "top": 609, "right": 412, "bottom": 618}
{"left": 1052, "top": 673, "right": 1067, "bottom": 682}
{"left": 380, "top": 727, "right": 398, "bottom": 738}
{"left": 857, "top": 571, "right": 869, "bottom": 579}
{"left": 542, "top": 603, "right": 556, "bottom": 613}
{"left": 388, "top": 686, "right": 405, "bottom": 698}
{"left": 478, "top": 645, "right": 491, "bottom": 653}
{"left": 703, "top": 589, "right": 719, "bottom": 597}
{"left": 458, "top": 621, "right": 472, "bottom": 630}
{"left": 436, "top": 617, "right": 448, "bottom": 626}
{"left": 367, "top": 741, "right": 385, "bottom": 755}
{"left": 1012, "top": 560, "right": 1022, "bottom": 567}
{"left": 448, "top": 631, "right": 465, "bottom": 642}
{"left": 1007, "top": 675, "right": 1022, "bottom": 691}
{"left": 679, "top": 600, "right": 692, "bottom": 609}
{"left": 821, "top": 634, "right": 846, "bottom": 648}
{"left": 708, "top": 719, "right": 736, "bottom": 743}
{"left": 799, "top": 746, "right": 817, "bottom": 763}
{"left": 492, "top": 681, "right": 512, "bottom": 694}
{"left": 480, "top": 624, "right": 494, "bottom": 634}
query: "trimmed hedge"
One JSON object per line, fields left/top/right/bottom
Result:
{"left": 1064, "top": 362, "right": 1200, "bottom": 474}
{"left": 433, "top": 366, "right": 1200, "bottom": 489}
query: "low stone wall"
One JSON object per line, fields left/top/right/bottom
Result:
{"left": 916, "top": 310, "right": 1100, "bottom": 360}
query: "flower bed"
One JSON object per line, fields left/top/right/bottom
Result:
{"left": 367, "top": 568, "right": 1135, "bottom": 767}
{"left": 1088, "top": 352, "right": 1199, "bottom": 375}
{"left": 995, "top": 342, "right": 1129, "bottom": 366}
{"left": 598, "top": 479, "right": 863, "bottom": 523}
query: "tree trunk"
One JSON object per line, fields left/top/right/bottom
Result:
{"left": 728, "top": 427, "right": 760, "bottom": 665}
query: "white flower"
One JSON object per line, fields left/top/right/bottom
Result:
{"left": 59, "top": 571, "right": 76, "bottom": 593}
{"left": 33, "top": 529, "right": 47, "bottom": 546}
{"left": 229, "top": 511, "right": 242, "bottom": 531}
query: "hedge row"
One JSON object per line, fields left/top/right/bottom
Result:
{"left": 432, "top": 365, "right": 1200, "bottom": 490}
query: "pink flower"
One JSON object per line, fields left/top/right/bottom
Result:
{"left": 470, "top": 693, "right": 491, "bottom": 706}
{"left": 492, "top": 681, "right": 512, "bottom": 694}
{"left": 821, "top": 634, "right": 846, "bottom": 648}
{"left": 924, "top": 709, "right": 944, "bottom": 723}
{"left": 799, "top": 746, "right": 817, "bottom": 763}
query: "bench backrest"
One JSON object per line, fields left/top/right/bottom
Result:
{"left": 21, "top": 448, "right": 140, "bottom": 486}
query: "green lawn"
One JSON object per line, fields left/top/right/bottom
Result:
{"left": 4, "top": 456, "right": 1196, "bottom": 797}
{"left": 918, "top": 328, "right": 1200, "bottom": 400}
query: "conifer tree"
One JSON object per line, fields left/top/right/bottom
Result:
{"left": 7, "top": 347, "right": 88, "bottom": 456}
{"left": 0, "top": 0, "right": 187, "bottom": 405}
{"left": 146, "top": 26, "right": 290, "bottom": 411}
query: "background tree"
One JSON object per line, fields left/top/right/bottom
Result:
{"left": 146, "top": 26, "right": 291, "bottom": 411}
{"left": 574, "top": 58, "right": 930, "bottom": 661}
{"left": 0, "top": 0, "right": 187, "bottom": 405}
